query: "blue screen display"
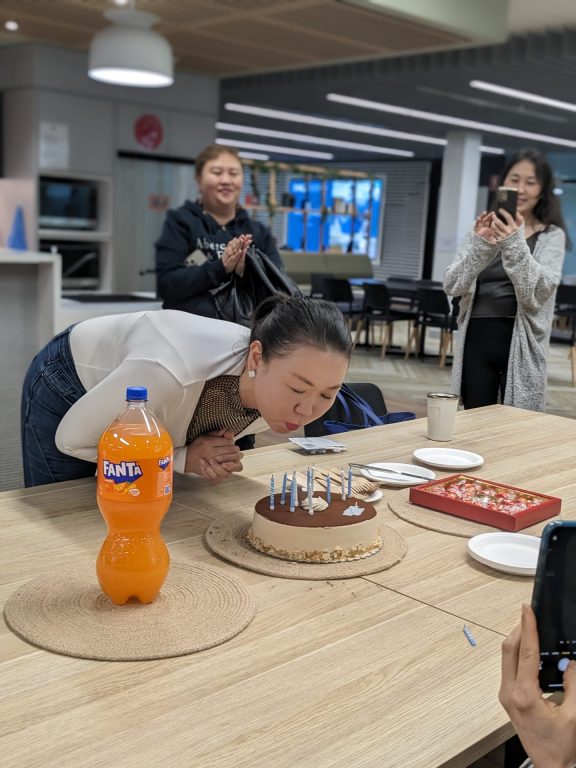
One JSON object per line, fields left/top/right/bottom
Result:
{"left": 285, "top": 177, "right": 384, "bottom": 257}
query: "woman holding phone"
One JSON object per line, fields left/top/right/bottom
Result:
{"left": 444, "top": 148, "right": 568, "bottom": 411}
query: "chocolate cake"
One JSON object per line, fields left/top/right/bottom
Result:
{"left": 246, "top": 492, "right": 382, "bottom": 563}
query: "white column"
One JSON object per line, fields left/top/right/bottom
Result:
{"left": 432, "top": 131, "right": 482, "bottom": 281}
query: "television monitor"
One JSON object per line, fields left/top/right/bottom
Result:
{"left": 39, "top": 178, "right": 98, "bottom": 230}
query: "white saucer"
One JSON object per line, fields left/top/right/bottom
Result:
{"left": 413, "top": 447, "right": 484, "bottom": 470}
{"left": 467, "top": 532, "right": 540, "bottom": 576}
{"left": 362, "top": 489, "right": 384, "bottom": 503}
{"left": 360, "top": 463, "right": 436, "bottom": 487}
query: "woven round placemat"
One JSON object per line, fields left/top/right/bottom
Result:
{"left": 4, "top": 560, "right": 256, "bottom": 661}
{"left": 388, "top": 488, "right": 563, "bottom": 538}
{"left": 204, "top": 510, "right": 406, "bottom": 579}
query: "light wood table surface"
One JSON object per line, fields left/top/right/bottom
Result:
{"left": 2, "top": 405, "right": 573, "bottom": 768}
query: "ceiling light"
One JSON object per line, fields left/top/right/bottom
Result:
{"left": 215, "top": 138, "right": 333, "bottom": 160}
{"left": 326, "top": 93, "right": 576, "bottom": 149}
{"left": 5, "top": 20, "right": 18, "bottom": 32}
{"left": 238, "top": 151, "right": 270, "bottom": 160}
{"left": 225, "top": 102, "right": 447, "bottom": 146}
{"left": 470, "top": 80, "right": 576, "bottom": 113}
{"left": 480, "top": 145, "right": 505, "bottom": 154}
{"left": 217, "top": 122, "right": 414, "bottom": 157}
{"left": 88, "top": 9, "right": 173, "bottom": 88}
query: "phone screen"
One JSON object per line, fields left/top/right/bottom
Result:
{"left": 495, "top": 187, "right": 518, "bottom": 221}
{"left": 531, "top": 521, "right": 576, "bottom": 691}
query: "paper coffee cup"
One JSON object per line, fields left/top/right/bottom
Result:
{"left": 427, "top": 393, "right": 459, "bottom": 441}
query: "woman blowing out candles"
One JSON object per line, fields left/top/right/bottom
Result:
{"left": 20, "top": 296, "right": 351, "bottom": 488}
{"left": 444, "top": 148, "right": 569, "bottom": 411}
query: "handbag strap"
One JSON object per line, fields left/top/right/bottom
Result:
{"left": 336, "top": 384, "right": 383, "bottom": 428}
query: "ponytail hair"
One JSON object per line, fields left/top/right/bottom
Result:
{"left": 250, "top": 295, "right": 352, "bottom": 361}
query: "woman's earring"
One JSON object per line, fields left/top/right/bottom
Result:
{"left": 248, "top": 370, "right": 256, "bottom": 379}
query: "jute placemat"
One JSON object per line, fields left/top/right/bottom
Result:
{"left": 4, "top": 560, "right": 256, "bottom": 661}
{"left": 204, "top": 510, "right": 406, "bottom": 579}
{"left": 388, "top": 488, "right": 563, "bottom": 538}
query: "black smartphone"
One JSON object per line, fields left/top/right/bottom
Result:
{"left": 531, "top": 520, "right": 576, "bottom": 691}
{"left": 495, "top": 186, "right": 518, "bottom": 222}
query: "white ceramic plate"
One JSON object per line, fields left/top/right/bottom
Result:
{"left": 413, "top": 447, "right": 484, "bottom": 470}
{"left": 362, "top": 489, "right": 384, "bottom": 503}
{"left": 360, "top": 462, "right": 436, "bottom": 487}
{"left": 467, "top": 532, "right": 540, "bottom": 576}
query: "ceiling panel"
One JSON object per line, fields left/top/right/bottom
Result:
{"left": 272, "top": 2, "right": 471, "bottom": 51}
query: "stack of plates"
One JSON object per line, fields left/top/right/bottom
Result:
{"left": 360, "top": 463, "right": 435, "bottom": 487}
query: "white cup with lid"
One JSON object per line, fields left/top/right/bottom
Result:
{"left": 426, "top": 393, "right": 459, "bottom": 441}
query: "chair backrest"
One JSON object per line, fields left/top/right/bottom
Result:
{"left": 304, "top": 382, "right": 387, "bottom": 437}
{"left": 322, "top": 277, "right": 353, "bottom": 304}
{"left": 417, "top": 287, "right": 450, "bottom": 317}
{"left": 310, "top": 272, "right": 332, "bottom": 298}
{"left": 556, "top": 283, "right": 576, "bottom": 307}
{"left": 387, "top": 275, "right": 417, "bottom": 283}
{"left": 362, "top": 282, "right": 391, "bottom": 311}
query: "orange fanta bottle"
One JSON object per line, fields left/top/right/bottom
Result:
{"left": 96, "top": 386, "right": 173, "bottom": 605}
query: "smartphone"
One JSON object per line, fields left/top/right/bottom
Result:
{"left": 495, "top": 186, "right": 518, "bottom": 222}
{"left": 531, "top": 520, "right": 576, "bottom": 691}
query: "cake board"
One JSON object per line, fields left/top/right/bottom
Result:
{"left": 205, "top": 510, "right": 407, "bottom": 580}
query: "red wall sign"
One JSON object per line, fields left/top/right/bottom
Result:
{"left": 134, "top": 114, "right": 163, "bottom": 150}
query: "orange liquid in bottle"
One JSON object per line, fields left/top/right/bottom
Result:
{"left": 96, "top": 389, "right": 173, "bottom": 605}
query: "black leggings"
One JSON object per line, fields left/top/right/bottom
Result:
{"left": 461, "top": 317, "right": 515, "bottom": 409}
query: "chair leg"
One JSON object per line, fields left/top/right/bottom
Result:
{"left": 570, "top": 346, "right": 576, "bottom": 388}
{"left": 439, "top": 330, "right": 450, "bottom": 368}
{"left": 381, "top": 322, "right": 392, "bottom": 359}
{"left": 405, "top": 323, "right": 419, "bottom": 359}
{"left": 351, "top": 317, "right": 364, "bottom": 351}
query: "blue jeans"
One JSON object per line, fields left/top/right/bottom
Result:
{"left": 21, "top": 327, "right": 95, "bottom": 487}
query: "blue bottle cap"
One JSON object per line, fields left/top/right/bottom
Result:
{"left": 126, "top": 386, "right": 148, "bottom": 401}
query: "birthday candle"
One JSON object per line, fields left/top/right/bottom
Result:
{"left": 341, "top": 466, "right": 346, "bottom": 500}
{"left": 290, "top": 470, "right": 296, "bottom": 512}
{"left": 307, "top": 468, "right": 313, "bottom": 515}
{"left": 270, "top": 474, "right": 275, "bottom": 510}
{"left": 280, "top": 471, "right": 288, "bottom": 505}
{"left": 347, "top": 467, "right": 352, "bottom": 498}
{"left": 326, "top": 475, "right": 331, "bottom": 505}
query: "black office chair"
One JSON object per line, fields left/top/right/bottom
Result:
{"left": 555, "top": 283, "right": 576, "bottom": 386}
{"left": 304, "top": 382, "right": 387, "bottom": 437}
{"left": 321, "top": 277, "right": 363, "bottom": 322}
{"left": 309, "top": 272, "right": 332, "bottom": 299}
{"left": 352, "top": 282, "right": 417, "bottom": 358}
{"left": 406, "top": 287, "right": 455, "bottom": 367}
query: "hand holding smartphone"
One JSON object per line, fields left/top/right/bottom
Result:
{"left": 531, "top": 520, "right": 576, "bottom": 691}
{"left": 495, "top": 186, "right": 518, "bottom": 222}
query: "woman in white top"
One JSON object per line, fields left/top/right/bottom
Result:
{"left": 21, "top": 296, "right": 351, "bottom": 487}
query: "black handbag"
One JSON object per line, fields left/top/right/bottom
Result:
{"left": 212, "top": 246, "right": 300, "bottom": 327}
{"left": 322, "top": 384, "right": 415, "bottom": 434}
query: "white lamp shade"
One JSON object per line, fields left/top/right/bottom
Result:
{"left": 88, "top": 10, "right": 173, "bottom": 88}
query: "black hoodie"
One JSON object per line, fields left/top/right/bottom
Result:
{"left": 155, "top": 200, "right": 283, "bottom": 318}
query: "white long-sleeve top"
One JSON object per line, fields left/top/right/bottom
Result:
{"left": 56, "top": 310, "right": 269, "bottom": 473}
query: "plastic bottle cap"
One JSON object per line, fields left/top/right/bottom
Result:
{"left": 126, "top": 386, "right": 148, "bottom": 401}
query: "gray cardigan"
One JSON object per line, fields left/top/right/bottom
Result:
{"left": 444, "top": 224, "right": 566, "bottom": 411}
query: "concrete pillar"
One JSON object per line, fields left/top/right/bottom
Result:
{"left": 432, "top": 130, "right": 482, "bottom": 281}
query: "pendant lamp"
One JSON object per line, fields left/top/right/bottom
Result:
{"left": 88, "top": 9, "right": 173, "bottom": 88}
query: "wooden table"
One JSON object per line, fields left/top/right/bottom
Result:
{"left": 2, "top": 405, "right": 575, "bottom": 768}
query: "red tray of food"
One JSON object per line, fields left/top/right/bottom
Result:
{"left": 408, "top": 474, "right": 561, "bottom": 531}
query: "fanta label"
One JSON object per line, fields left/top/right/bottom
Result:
{"left": 102, "top": 459, "right": 143, "bottom": 485}
{"left": 158, "top": 456, "right": 171, "bottom": 470}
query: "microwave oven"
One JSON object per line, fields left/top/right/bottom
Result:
{"left": 39, "top": 177, "right": 98, "bottom": 230}
{"left": 40, "top": 239, "right": 100, "bottom": 290}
